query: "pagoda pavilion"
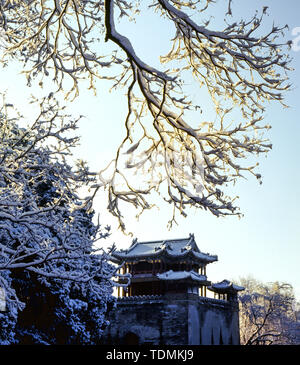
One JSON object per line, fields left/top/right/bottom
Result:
{"left": 102, "top": 234, "right": 244, "bottom": 345}
{"left": 112, "top": 234, "right": 218, "bottom": 298}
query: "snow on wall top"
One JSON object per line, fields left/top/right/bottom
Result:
{"left": 111, "top": 233, "right": 218, "bottom": 264}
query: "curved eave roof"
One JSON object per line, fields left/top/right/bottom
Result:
{"left": 156, "top": 270, "right": 210, "bottom": 285}
{"left": 111, "top": 235, "right": 217, "bottom": 264}
{"left": 112, "top": 249, "right": 217, "bottom": 264}
{"left": 208, "top": 280, "right": 245, "bottom": 294}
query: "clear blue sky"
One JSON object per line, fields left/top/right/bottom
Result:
{"left": 1, "top": 1, "right": 300, "bottom": 299}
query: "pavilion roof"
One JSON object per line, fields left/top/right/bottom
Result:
{"left": 208, "top": 280, "right": 245, "bottom": 294}
{"left": 156, "top": 270, "right": 210, "bottom": 285}
{"left": 111, "top": 234, "right": 218, "bottom": 264}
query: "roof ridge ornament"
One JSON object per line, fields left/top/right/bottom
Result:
{"left": 160, "top": 240, "right": 167, "bottom": 249}
{"left": 166, "top": 242, "right": 173, "bottom": 250}
{"left": 185, "top": 233, "right": 195, "bottom": 251}
{"left": 130, "top": 238, "right": 138, "bottom": 247}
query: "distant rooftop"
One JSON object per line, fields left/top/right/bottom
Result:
{"left": 208, "top": 280, "right": 245, "bottom": 294}
{"left": 111, "top": 233, "right": 218, "bottom": 264}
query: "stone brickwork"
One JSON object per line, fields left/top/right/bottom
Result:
{"left": 102, "top": 293, "right": 240, "bottom": 345}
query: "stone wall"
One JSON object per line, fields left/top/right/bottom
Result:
{"left": 102, "top": 294, "right": 240, "bottom": 345}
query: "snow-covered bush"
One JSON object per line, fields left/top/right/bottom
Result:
{"left": 11, "top": 255, "right": 116, "bottom": 344}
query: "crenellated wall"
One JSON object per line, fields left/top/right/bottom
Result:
{"left": 101, "top": 293, "right": 240, "bottom": 345}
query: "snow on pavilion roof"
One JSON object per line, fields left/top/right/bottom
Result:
{"left": 156, "top": 270, "right": 208, "bottom": 284}
{"left": 111, "top": 234, "right": 218, "bottom": 264}
{"left": 208, "top": 280, "right": 245, "bottom": 294}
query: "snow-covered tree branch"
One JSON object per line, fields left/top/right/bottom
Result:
{"left": 0, "top": 0, "right": 292, "bottom": 230}
{"left": 0, "top": 94, "right": 130, "bottom": 343}
{"left": 238, "top": 277, "right": 299, "bottom": 345}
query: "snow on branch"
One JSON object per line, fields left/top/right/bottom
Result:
{"left": 0, "top": 93, "right": 128, "bottom": 316}
{"left": 0, "top": 0, "right": 292, "bottom": 231}
{"left": 238, "top": 278, "right": 298, "bottom": 345}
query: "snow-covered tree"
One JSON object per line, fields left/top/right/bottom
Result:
{"left": 0, "top": 1, "right": 292, "bottom": 230}
{"left": 238, "top": 277, "right": 299, "bottom": 345}
{"left": 0, "top": 94, "right": 127, "bottom": 344}
{"left": 10, "top": 254, "right": 116, "bottom": 344}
